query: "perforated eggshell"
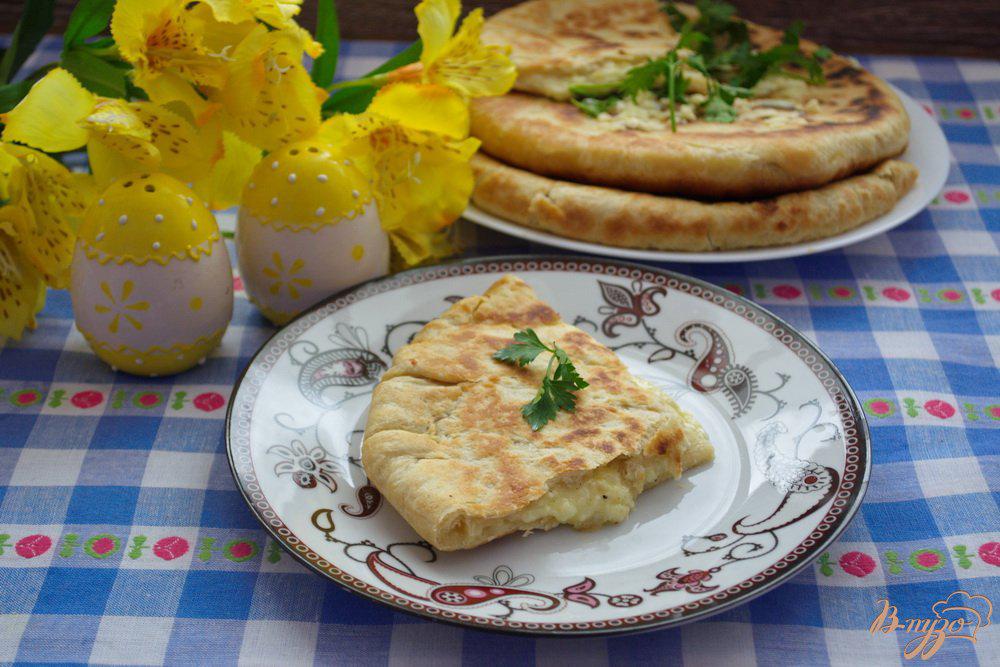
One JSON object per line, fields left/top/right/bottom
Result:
{"left": 236, "top": 140, "right": 389, "bottom": 325}
{"left": 71, "top": 174, "right": 233, "bottom": 376}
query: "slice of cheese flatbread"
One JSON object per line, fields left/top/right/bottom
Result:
{"left": 362, "top": 275, "right": 713, "bottom": 551}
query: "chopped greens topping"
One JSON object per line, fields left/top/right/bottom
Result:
{"left": 493, "top": 328, "right": 589, "bottom": 431}
{"left": 570, "top": 95, "right": 618, "bottom": 117}
{"left": 567, "top": 0, "right": 832, "bottom": 130}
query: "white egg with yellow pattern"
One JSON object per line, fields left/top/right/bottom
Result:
{"left": 71, "top": 173, "right": 234, "bottom": 376}
{"left": 236, "top": 139, "right": 389, "bottom": 325}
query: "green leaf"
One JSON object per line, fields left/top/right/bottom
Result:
{"left": 63, "top": 0, "right": 115, "bottom": 49}
{"left": 805, "top": 59, "right": 826, "bottom": 85}
{"left": 570, "top": 96, "right": 618, "bottom": 117}
{"left": 61, "top": 47, "right": 128, "bottom": 97}
{"left": 512, "top": 328, "right": 549, "bottom": 349}
{"left": 621, "top": 58, "right": 666, "bottom": 99}
{"left": 0, "top": 0, "right": 55, "bottom": 83}
{"left": 684, "top": 53, "right": 710, "bottom": 78}
{"left": 782, "top": 20, "right": 803, "bottom": 47}
{"left": 663, "top": 2, "right": 687, "bottom": 31}
{"left": 546, "top": 377, "right": 579, "bottom": 412}
{"left": 568, "top": 81, "right": 621, "bottom": 98}
{"left": 310, "top": 0, "right": 340, "bottom": 88}
{"left": 362, "top": 40, "right": 424, "bottom": 78}
{"left": 676, "top": 25, "right": 708, "bottom": 52}
{"left": 86, "top": 36, "right": 115, "bottom": 50}
{"left": 321, "top": 40, "right": 422, "bottom": 116}
{"left": 125, "top": 78, "right": 148, "bottom": 100}
{"left": 522, "top": 383, "right": 558, "bottom": 431}
{"left": 552, "top": 348, "right": 588, "bottom": 389}
{"left": 701, "top": 92, "right": 737, "bottom": 122}
{"left": 695, "top": 0, "right": 737, "bottom": 26}
{"left": 493, "top": 328, "right": 550, "bottom": 366}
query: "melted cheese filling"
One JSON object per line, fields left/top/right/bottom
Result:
{"left": 449, "top": 452, "right": 681, "bottom": 545}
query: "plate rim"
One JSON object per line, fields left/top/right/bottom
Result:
{"left": 462, "top": 86, "right": 948, "bottom": 264}
{"left": 225, "top": 254, "right": 872, "bottom": 637}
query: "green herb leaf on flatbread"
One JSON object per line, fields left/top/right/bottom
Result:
{"left": 495, "top": 328, "right": 589, "bottom": 431}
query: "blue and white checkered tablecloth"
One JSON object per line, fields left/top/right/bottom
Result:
{"left": 1, "top": 40, "right": 998, "bottom": 666}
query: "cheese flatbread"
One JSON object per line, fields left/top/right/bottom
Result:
{"left": 474, "top": 0, "right": 911, "bottom": 198}
{"left": 362, "top": 276, "right": 713, "bottom": 551}
{"left": 471, "top": 153, "right": 918, "bottom": 251}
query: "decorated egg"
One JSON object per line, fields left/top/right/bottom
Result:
{"left": 70, "top": 173, "right": 233, "bottom": 376}
{"left": 237, "top": 139, "right": 389, "bottom": 325}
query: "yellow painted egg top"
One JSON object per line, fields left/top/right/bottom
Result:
{"left": 78, "top": 173, "right": 220, "bottom": 265}
{"left": 240, "top": 139, "right": 372, "bottom": 231}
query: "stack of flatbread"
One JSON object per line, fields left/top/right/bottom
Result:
{"left": 469, "top": 0, "right": 918, "bottom": 251}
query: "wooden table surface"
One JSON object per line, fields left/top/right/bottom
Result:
{"left": 16, "top": 0, "right": 1000, "bottom": 59}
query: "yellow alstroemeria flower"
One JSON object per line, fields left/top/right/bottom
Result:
{"left": 371, "top": 125, "right": 478, "bottom": 265}
{"left": 0, "top": 143, "right": 93, "bottom": 339}
{"left": 400, "top": 0, "right": 516, "bottom": 98}
{"left": 0, "top": 144, "right": 90, "bottom": 286}
{"left": 3, "top": 68, "right": 207, "bottom": 184}
{"left": 201, "top": 0, "right": 322, "bottom": 57}
{"left": 0, "top": 224, "right": 45, "bottom": 340}
{"left": 213, "top": 25, "right": 326, "bottom": 151}
{"left": 0, "top": 148, "right": 43, "bottom": 340}
{"left": 193, "top": 123, "right": 263, "bottom": 210}
{"left": 111, "top": 0, "right": 237, "bottom": 116}
{"left": 202, "top": 0, "right": 302, "bottom": 25}
{"left": 1, "top": 68, "right": 257, "bottom": 203}
{"left": 319, "top": 82, "right": 479, "bottom": 266}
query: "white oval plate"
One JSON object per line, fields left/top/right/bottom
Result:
{"left": 227, "top": 256, "right": 870, "bottom": 636}
{"left": 463, "top": 87, "right": 948, "bottom": 263}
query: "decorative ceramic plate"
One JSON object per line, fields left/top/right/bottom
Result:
{"left": 227, "top": 256, "right": 870, "bottom": 636}
{"left": 463, "top": 87, "right": 948, "bottom": 263}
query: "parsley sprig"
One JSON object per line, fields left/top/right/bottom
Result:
{"left": 568, "top": 0, "right": 832, "bottom": 129}
{"left": 493, "top": 328, "right": 589, "bottom": 431}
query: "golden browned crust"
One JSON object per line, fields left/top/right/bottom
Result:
{"left": 474, "top": 1, "right": 911, "bottom": 198}
{"left": 362, "top": 276, "right": 713, "bottom": 550}
{"left": 471, "top": 153, "right": 918, "bottom": 251}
